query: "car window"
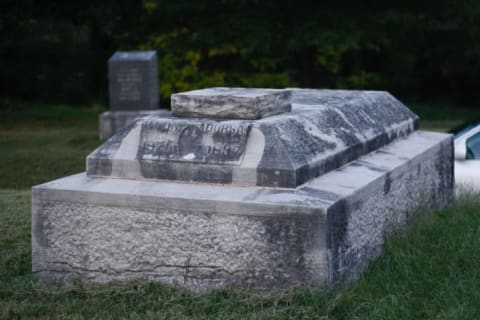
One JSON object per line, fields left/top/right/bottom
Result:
{"left": 454, "top": 124, "right": 478, "bottom": 138}
{"left": 449, "top": 119, "right": 480, "bottom": 138}
{"left": 466, "top": 132, "right": 480, "bottom": 160}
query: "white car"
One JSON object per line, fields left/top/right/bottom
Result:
{"left": 452, "top": 121, "right": 480, "bottom": 189}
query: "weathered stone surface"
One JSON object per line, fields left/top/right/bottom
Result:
{"left": 32, "top": 131, "right": 453, "bottom": 290}
{"left": 32, "top": 86, "right": 454, "bottom": 291}
{"left": 171, "top": 87, "right": 292, "bottom": 119}
{"left": 99, "top": 110, "right": 162, "bottom": 140}
{"left": 88, "top": 89, "right": 419, "bottom": 188}
{"left": 138, "top": 119, "right": 251, "bottom": 164}
{"left": 108, "top": 51, "right": 159, "bottom": 110}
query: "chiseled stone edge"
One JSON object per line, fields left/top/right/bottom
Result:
{"left": 32, "top": 131, "right": 453, "bottom": 290}
{"left": 171, "top": 88, "right": 292, "bottom": 120}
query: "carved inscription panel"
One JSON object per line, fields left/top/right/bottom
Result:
{"left": 117, "top": 67, "right": 142, "bottom": 101}
{"left": 138, "top": 120, "right": 251, "bottom": 164}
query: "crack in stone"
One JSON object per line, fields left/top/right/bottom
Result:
{"left": 34, "top": 260, "right": 244, "bottom": 276}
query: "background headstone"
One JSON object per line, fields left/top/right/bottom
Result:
{"left": 108, "top": 51, "right": 158, "bottom": 110}
{"left": 99, "top": 50, "right": 160, "bottom": 140}
{"left": 108, "top": 51, "right": 159, "bottom": 110}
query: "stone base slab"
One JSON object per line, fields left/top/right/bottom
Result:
{"left": 32, "top": 131, "right": 453, "bottom": 291}
{"left": 98, "top": 110, "right": 160, "bottom": 140}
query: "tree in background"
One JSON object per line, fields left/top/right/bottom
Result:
{"left": 1, "top": 0, "right": 479, "bottom": 107}
{"left": 0, "top": 0, "right": 143, "bottom": 105}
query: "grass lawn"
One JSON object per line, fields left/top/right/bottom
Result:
{"left": 1, "top": 103, "right": 480, "bottom": 319}
{"left": 409, "top": 102, "right": 479, "bottom": 132}
{"left": 0, "top": 105, "right": 102, "bottom": 189}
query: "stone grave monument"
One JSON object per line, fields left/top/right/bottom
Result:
{"left": 32, "top": 88, "right": 453, "bottom": 291}
{"left": 99, "top": 50, "right": 159, "bottom": 140}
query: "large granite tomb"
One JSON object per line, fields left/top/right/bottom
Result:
{"left": 32, "top": 87, "right": 453, "bottom": 291}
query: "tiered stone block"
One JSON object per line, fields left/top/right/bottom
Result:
{"left": 32, "top": 88, "right": 453, "bottom": 291}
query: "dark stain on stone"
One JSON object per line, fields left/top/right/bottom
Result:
{"left": 260, "top": 213, "right": 319, "bottom": 285}
{"left": 86, "top": 158, "right": 112, "bottom": 177}
{"left": 326, "top": 199, "right": 348, "bottom": 287}
{"left": 351, "top": 160, "right": 387, "bottom": 173}
{"left": 242, "top": 189, "right": 273, "bottom": 202}
{"left": 139, "top": 161, "right": 234, "bottom": 184}
{"left": 434, "top": 138, "right": 455, "bottom": 204}
{"left": 301, "top": 188, "right": 341, "bottom": 202}
{"left": 33, "top": 204, "right": 50, "bottom": 248}
{"left": 384, "top": 172, "right": 392, "bottom": 195}
{"left": 87, "top": 120, "right": 141, "bottom": 176}
{"left": 256, "top": 123, "right": 295, "bottom": 188}
{"left": 375, "top": 149, "right": 394, "bottom": 155}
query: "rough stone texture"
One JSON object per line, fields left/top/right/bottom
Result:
{"left": 108, "top": 51, "right": 159, "bottom": 110}
{"left": 88, "top": 89, "right": 419, "bottom": 188}
{"left": 171, "top": 87, "right": 292, "bottom": 119}
{"left": 32, "top": 131, "right": 453, "bottom": 291}
{"left": 322, "top": 132, "right": 453, "bottom": 285}
{"left": 98, "top": 110, "right": 162, "bottom": 140}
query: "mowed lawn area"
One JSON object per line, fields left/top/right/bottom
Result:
{"left": 1, "top": 103, "right": 480, "bottom": 319}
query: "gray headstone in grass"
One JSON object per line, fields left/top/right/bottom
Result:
{"left": 99, "top": 50, "right": 159, "bottom": 140}
{"left": 108, "top": 51, "right": 159, "bottom": 110}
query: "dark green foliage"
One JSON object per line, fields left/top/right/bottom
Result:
{"left": 0, "top": 0, "right": 144, "bottom": 105}
{"left": 1, "top": 1, "right": 480, "bottom": 107}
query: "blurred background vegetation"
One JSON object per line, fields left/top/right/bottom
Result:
{"left": 1, "top": 0, "right": 480, "bottom": 108}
